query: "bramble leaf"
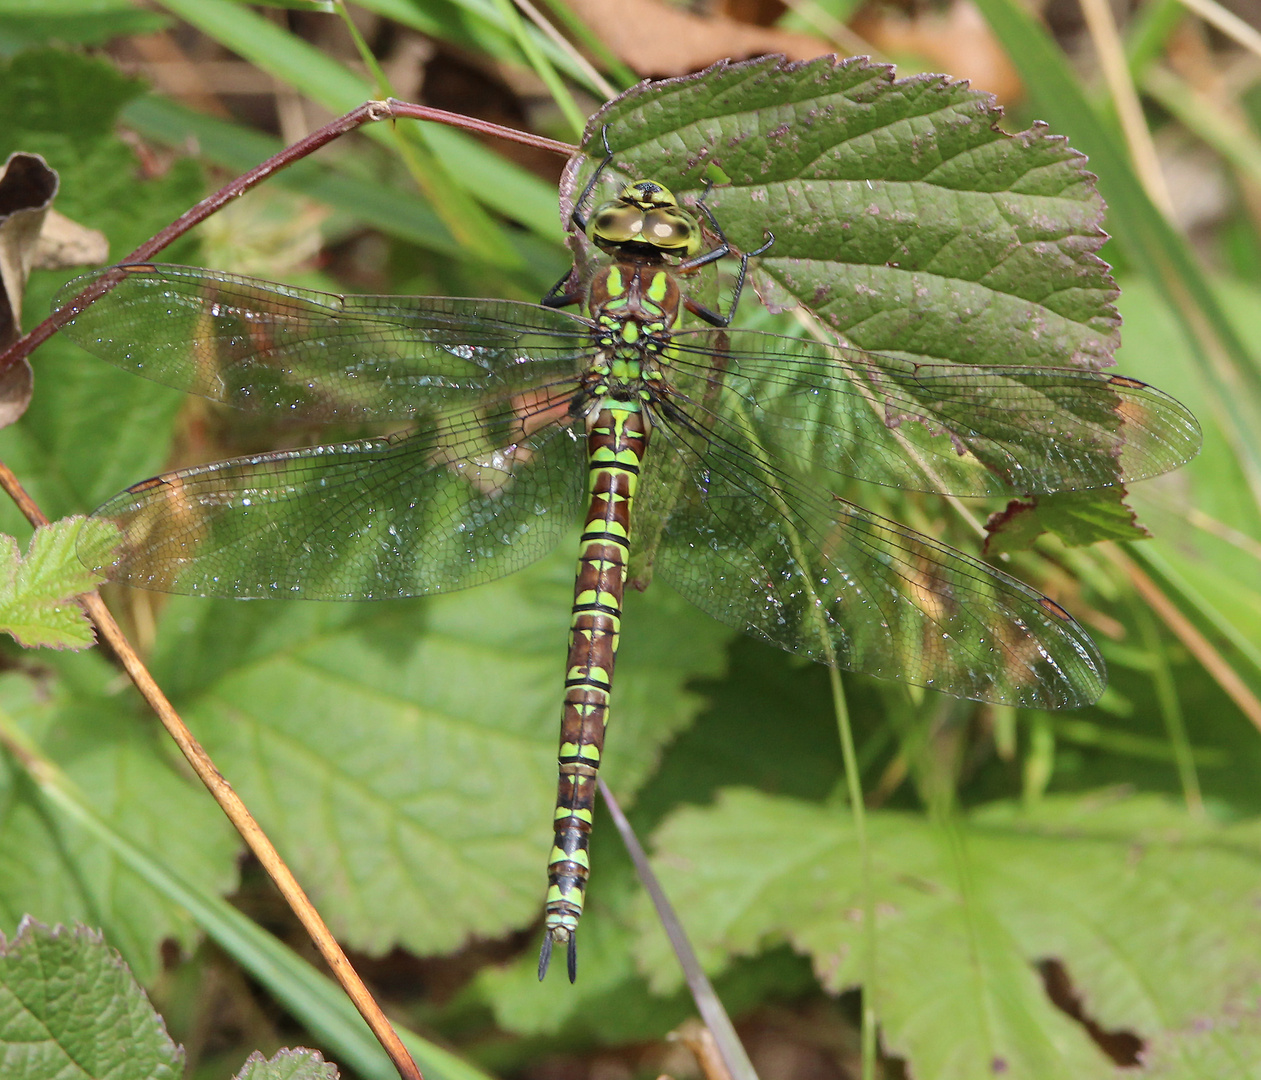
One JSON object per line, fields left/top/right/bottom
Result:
{"left": 0, "top": 517, "right": 116, "bottom": 648}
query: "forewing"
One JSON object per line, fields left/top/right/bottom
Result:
{"left": 667, "top": 331, "right": 1201, "bottom": 498}
{"left": 84, "top": 385, "right": 588, "bottom": 599}
{"left": 54, "top": 264, "right": 593, "bottom": 420}
{"left": 642, "top": 405, "right": 1106, "bottom": 708}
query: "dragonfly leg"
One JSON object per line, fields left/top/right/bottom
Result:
{"left": 569, "top": 124, "right": 617, "bottom": 234}
{"left": 542, "top": 267, "right": 584, "bottom": 308}
{"left": 544, "top": 126, "right": 621, "bottom": 310}
{"left": 682, "top": 229, "right": 775, "bottom": 327}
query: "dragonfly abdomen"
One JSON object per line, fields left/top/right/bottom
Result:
{"left": 542, "top": 400, "right": 648, "bottom": 981}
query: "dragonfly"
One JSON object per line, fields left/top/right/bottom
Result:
{"left": 54, "top": 139, "right": 1201, "bottom": 982}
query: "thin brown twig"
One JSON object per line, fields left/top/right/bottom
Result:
{"left": 0, "top": 98, "right": 577, "bottom": 379}
{"left": 0, "top": 458, "right": 423, "bottom": 1080}
{"left": 0, "top": 94, "right": 580, "bottom": 1079}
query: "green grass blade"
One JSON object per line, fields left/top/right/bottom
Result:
{"left": 1143, "top": 66, "right": 1261, "bottom": 188}
{"left": 119, "top": 93, "right": 566, "bottom": 272}
{"left": 533, "top": 0, "right": 636, "bottom": 91}
{"left": 353, "top": 0, "right": 606, "bottom": 96}
{"left": 490, "top": 0, "right": 586, "bottom": 138}
{"left": 152, "top": 0, "right": 525, "bottom": 267}
{"left": 2, "top": 714, "right": 496, "bottom": 1080}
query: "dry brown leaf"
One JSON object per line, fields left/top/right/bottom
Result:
{"left": 853, "top": 0, "right": 1023, "bottom": 103}
{"left": 32, "top": 208, "right": 109, "bottom": 272}
{"left": 569, "top": 0, "right": 827, "bottom": 77}
{"left": 0, "top": 152, "right": 60, "bottom": 427}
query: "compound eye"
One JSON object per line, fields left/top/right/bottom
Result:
{"left": 641, "top": 208, "right": 701, "bottom": 256}
{"left": 589, "top": 203, "right": 644, "bottom": 244}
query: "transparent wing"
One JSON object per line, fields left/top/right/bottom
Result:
{"left": 666, "top": 330, "right": 1201, "bottom": 498}
{"left": 54, "top": 264, "right": 594, "bottom": 420}
{"left": 85, "top": 383, "right": 588, "bottom": 599}
{"left": 640, "top": 402, "right": 1106, "bottom": 708}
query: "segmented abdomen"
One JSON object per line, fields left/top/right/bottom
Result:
{"left": 542, "top": 400, "right": 647, "bottom": 979}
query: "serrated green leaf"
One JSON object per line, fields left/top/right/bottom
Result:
{"left": 565, "top": 56, "right": 1160, "bottom": 541}
{"left": 984, "top": 488, "right": 1148, "bottom": 555}
{"left": 636, "top": 789, "right": 1261, "bottom": 1079}
{"left": 973, "top": 0, "right": 1261, "bottom": 501}
{"left": 583, "top": 56, "right": 1118, "bottom": 374}
{"left": 233, "top": 1048, "right": 339, "bottom": 1080}
{"left": 0, "top": 518, "right": 115, "bottom": 648}
{"left": 0, "top": 920, "right": 182, "bottom": 1080}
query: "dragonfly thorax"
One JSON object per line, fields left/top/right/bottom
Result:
{"left": 587, "top": 262, "right": 681, "bottom": 332}
{"left": 578, "top": 262, "right": 679, "bottom": 411}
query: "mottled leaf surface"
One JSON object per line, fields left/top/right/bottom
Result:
{"left": 578, "top": 55, "right": 1118, "bottom": 374}
{"left": 0, "top": 517, "right": 115, "bottom": 648}
{"left": 984, "top": 487, "right": 1147, "bottom": 554}
{"left": 635, "top": 789, "right": 1261, "bottom": 1079}
{"left": 233, "top": 1048, "right": 339, "bottom": 1080}
{"left": 564, "top": 56, "right": 1152, "bottom": 549}
{"left": 0, "top": 920, "right": 182, "bottom": 1080}
{"left": 146, "top": 549, "right": 728, "bottom": 956}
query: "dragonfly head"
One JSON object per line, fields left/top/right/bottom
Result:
{"left": 587, "top": 179, "right": 704, "bottom": 261}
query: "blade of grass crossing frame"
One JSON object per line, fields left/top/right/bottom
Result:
{"left": 119, "top": 94, "right": 566, "bottom": 260}
{"left": 251, "top": 0, "right": 336, "bottom": 9}
{"left": 490, "top": 0, "right": 587, "bottom": 137}
{"left": 1124, "top": 0, "right": 1187, "bottom": 73}
{"left": 973, "top": 0, "right": 1261, "bottom": 507}
{"left": 120, "top": 95, "right": 461, "bottom": 257}
{"left": 0, "top": 711, "right": 495, "bottom": 1080}
{"left": 352, "top": 0, "right": 608, "bottom": 95}
{"left": 1131, "top": 545, "right": 1261, "bottom": 679}
{"left": 338, "top": 0, "right": 533, "bottom": 270}
{"left": 1130, "top": 594, "right": 1203, "bottom": 815}
{"left": 153, "top": 0, "right": 520, "bottom": 267}
{"left": 1143, "top": 67, "right": 1261, "bottom": 188}
{"left": 599, "top": 779, "right": 760, "bottom": 1080}
{"left": 534, "top": 0, "right": 637, "bottom": 90}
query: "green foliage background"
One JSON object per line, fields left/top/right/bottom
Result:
{"left": 0, "top": 2, "right": 1258, "bottom": 1079}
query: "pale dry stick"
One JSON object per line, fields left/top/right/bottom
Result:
{"left": 671, "top": 1019, "right": 735, "bottom": 1080}
{"left": 1104, "top": 543, "right": 1261, "bottom": 731}
{"left": 0, "top": 459, "right": 424, "bottom": 1080}
{"left": 1078, "top": 0, "right": 1175, "bottom": 217}
{"left": 1176, "top": 0, "right": 1261, "bottom": 60}
{"left": 597, "top": 778, "right": 755, "bottom": 1080}
{"left": 511, "top": 0, "right": 617, "bottom": 101}
{"left": 774, "top": 0, "right": 876, "bottom": 58}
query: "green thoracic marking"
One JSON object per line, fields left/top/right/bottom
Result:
{"left": 57, "top": 137, "right": 1201, "bottom": 988}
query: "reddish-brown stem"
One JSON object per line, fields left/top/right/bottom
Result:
{"left": 0, "top": 98, "right": 582, "bottom": 1079}
{"left": 0, "top": 98, "right": 578, "bottom": 377}
{"left": 0, "top": 458, "right": 423, "bottom": 1080}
